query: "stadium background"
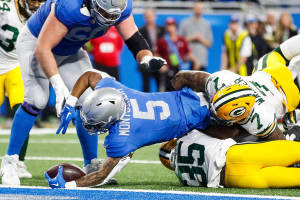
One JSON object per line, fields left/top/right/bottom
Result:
{"left": 1, "top": 1, "right": 300, "bottom": 198}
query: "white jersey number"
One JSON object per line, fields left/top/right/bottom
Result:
{"left": 0, "top": 24, "right": 19, "bottom": 53}
{"left": 177, "top": 142, "right": 207, "bottom": 186}
{"left": 130, "top": 99, "right": 171, "bottom": 120}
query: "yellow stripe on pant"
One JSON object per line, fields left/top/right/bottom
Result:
{"left": 225, "top": 141, "right": 300, "bottom": 188}
{"left": 0, "top": 67, "right": 24, "bottom": 108}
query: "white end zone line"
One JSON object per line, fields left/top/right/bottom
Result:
{"left": 0, "top": 156, "right": 160, "bottom": 164}
{"left": 0, "top": 185, "right": 297, "bottom": 200}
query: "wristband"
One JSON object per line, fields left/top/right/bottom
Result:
{"left": 49, "top": 74, "right": 64, "bottom": 88}
{"left": 140, "top": 56, "right": 152, "bottom": 64}
{"left": 65, "top": 181, "right": 77, "bottom": 189}
{"left": 66, "top": 95, "right": 78, "bottom": 107}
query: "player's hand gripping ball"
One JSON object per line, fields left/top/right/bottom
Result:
{"left": 44, "top": 163, "right": 85, "bottom": 189}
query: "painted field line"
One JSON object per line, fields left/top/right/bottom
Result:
{"left": 0, "top": 156, "right": 160, "bottom": 164}
{"left": 0, "top": 139, "right": 105, "bottom": 144}
{"left": 0, "top": 128, "right": 77, "bottom": 135}
{"left": 0, "top": 185, "right": 298, "bottom": 200}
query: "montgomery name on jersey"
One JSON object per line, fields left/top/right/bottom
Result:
{"left": 95, "top": 76, "right": 210, "bottom": 157}
{"left": 0, "top": 0, "right": 25, "bottom": 75}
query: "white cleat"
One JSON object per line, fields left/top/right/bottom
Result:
{"left": 1, "top": 154, "right": 21, "bottom": 186}
{"left": 83, "top": 158, "right": 117, "bottom": 185}
{"left": 17, "top": 161, "right": 32, "bottom": 179}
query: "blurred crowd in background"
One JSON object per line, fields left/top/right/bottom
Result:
{"left": 0, "top": 1, "right": 299, "bottom": 128}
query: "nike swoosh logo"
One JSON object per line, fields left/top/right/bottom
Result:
{"left": 104, "top": 144, "right": 109, "bottom": 148}
{"left": 51, "top": 183, "right": 59, "bottom": 187}
{"left": 66, "top": 112, "right": 71, "bottom": 119}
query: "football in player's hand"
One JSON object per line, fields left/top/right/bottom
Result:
{"left": 46, "top": 163, "right": 85, "bottom": 182}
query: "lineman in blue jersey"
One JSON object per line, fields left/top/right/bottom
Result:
{"left": 44, "top": 69, "right": 210, "bottom": 188}
{"left": 2, "top": 0, "right": 166, "bottom": 185}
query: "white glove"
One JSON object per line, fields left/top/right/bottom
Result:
{"left": 282, "top": 109, "right": 300, "bottom": 131}
{"left": 50, "top": 74, "right": 70, "bottom": 117}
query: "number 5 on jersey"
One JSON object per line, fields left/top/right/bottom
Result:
{"left": 130, "top": 99, "right": 171, "bottom": 120}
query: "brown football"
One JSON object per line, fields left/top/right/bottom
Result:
{"left": 46, "top": 163, "right": 86, "bottom": 182}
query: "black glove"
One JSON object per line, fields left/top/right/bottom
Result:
{"left": 283, "top": 125, "right": 300, "bottom": 141}
{"left": 140, "top": 56, "right": 167, "bottom": 72}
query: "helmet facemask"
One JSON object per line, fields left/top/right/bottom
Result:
{"left": 18, "top": 0, "right": 45, "bottom": 19}
{"left": 90, "top": 0, "right": 126, "bottom": 26}
{"left": 80, "top": 88, "right": 127, "bottom": 135}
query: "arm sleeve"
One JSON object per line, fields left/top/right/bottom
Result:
{"left": 239, "top": 36, "right": 252, "bottom": 57}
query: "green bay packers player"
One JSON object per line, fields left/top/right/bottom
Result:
{"left": 0, "top": 0, "right": 44, "bottom": 181}
{"left": 167, "top": 35, "right": 300, "bottom": 141}
{"left": 160, "top": 129, "right": 300, "bottom": 188}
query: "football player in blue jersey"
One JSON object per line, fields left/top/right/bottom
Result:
{"left": 44, "top": 69, "right": 210, "bottom": 188}
{"left": 1, "top": 0, "right": 166, "bottom": 185}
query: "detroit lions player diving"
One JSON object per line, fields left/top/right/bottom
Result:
{"left": 1, "top": 0, "right": 166, "bottom": 186}
{"left": 44, "top": 69, "right": 210, "bottom": 188}
{"left": 167, "top": 34, "right": 300, "bottom": 141}
{"left": 0, "top": 0, "right": 45, "bottom": 184}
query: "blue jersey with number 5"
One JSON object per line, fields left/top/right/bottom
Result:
{"left": 95, "top": 78, "right": 210, "bottom": 157}
{"left": 26, "top": 0, "right": 132, "bottom": 56}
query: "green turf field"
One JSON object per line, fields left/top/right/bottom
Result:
{"left": 0, "top": 132, "right": 300, "bottom": 197}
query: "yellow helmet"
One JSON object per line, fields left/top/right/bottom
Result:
{"left": 159, "top": 138, "right": 177, "bottom": 171}
{"left": 210, "top": 84, "right": 256, "bottom": 125}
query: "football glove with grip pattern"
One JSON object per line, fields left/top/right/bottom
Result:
{"left": 282, "top": 109, "right": 300, "bottom": 131}
{"left": 140, "top": 56, "right": 167, "bottom": 72}
{"left": 283, "top": 125, "right": 300, "bottom": 141}
{"left": 56, "top": 105, "right": 76, "bottom": 134}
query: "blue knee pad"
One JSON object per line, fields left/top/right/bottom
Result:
{"left": 76, "top": 109, "right": 98, "bottom": 166}
{"left": 7, "top": 102, "right": 41, "bottom": 155}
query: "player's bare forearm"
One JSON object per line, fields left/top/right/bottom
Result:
{"left": 75, "top": 157, "right": 121, "bottom": 187}
{"left": 35, "top": 3, "right": 68, "bottom": 79}
{"left": 70, "top": 72, "right": 103, "bottom": 98}
{"left": 259, "top": 126, "right": 286, "bottom": 141}
{"left": 170, "top": 70, "right": 211, "bottom": 92}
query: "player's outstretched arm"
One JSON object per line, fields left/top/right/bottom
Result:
{"left": 169, "top": 70, "right": 211, "bottom": 93}
{"left": 35, "top": 3, "right": 69, "bottom": 116}
{"left": 56, "top": 71, "right": 104, "bottom": 134}
{"left": 66, "top": 153, "right": 133, "bottom": 188}
{"left": 259, "top": 126, "right": 286, "bottom": 141}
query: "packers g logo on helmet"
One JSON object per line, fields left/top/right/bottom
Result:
{"left": 211, "top": 84, "right": 256, "bottom": 124}
{"left": 159, "top": 139, "right": 177, "bottom": 170}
